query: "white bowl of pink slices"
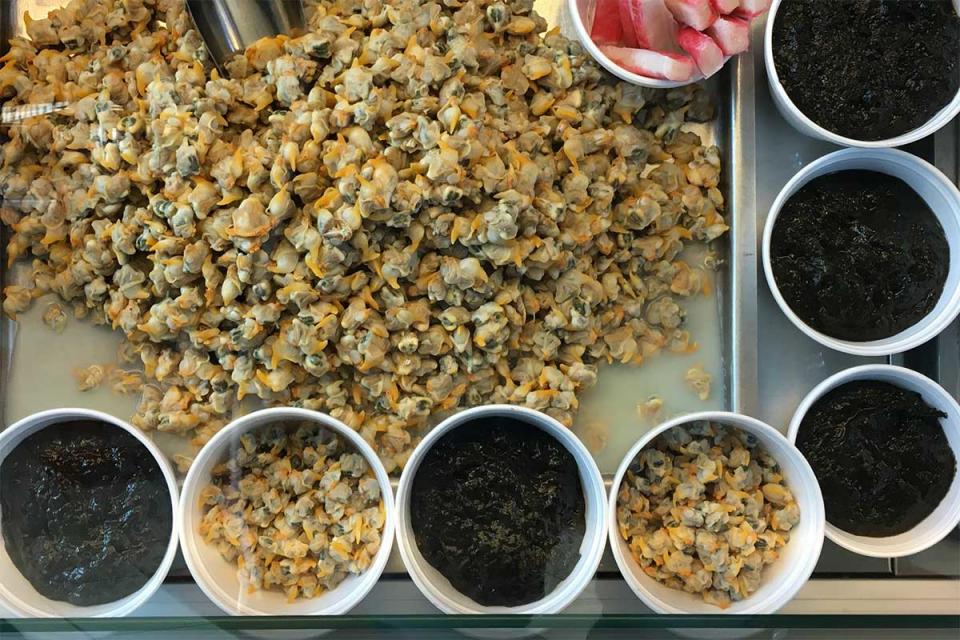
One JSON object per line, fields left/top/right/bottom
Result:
{"left": 569, "top": 0, "right": 769, "bottom": 86}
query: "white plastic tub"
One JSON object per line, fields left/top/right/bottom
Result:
{"left": 762, "top": 148, "right": 960, "bottom": 356}
{"left": 179, "top": 407, "right": 395, "bottom": 616}
{"left": 0, "top": 408, "right": 180, "bottom": 618}
{"left": 395, "top": 405, "right": 607, "bottom": 615}
{"left": 787, "top": 365, "right": 960, "bottom": 558}
{"left": 567, "top": 0, "right": 710, "bottom": 88}
{"left": 764, "top": 0, "right": 960, "bottom": 148}
{"left": 609, "top": 411, "right": 825, "bottom": 614}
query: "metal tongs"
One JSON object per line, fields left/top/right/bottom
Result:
{"left": 186, "top": 0, "right": 306, "bottom": 72}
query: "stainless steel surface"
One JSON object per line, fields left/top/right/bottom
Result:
{"left": 0, "top": 0, "right": 12, "bottom": 411}
{"left": 186, "top": 0, "right": 305, "bottom": 70}
{"left": 725, "top": 43, "right": 759, "bottom": 418}
{"left": 0, "top": 0, "right": 749, "bottom": 580}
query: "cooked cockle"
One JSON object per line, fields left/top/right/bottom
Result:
{"left": 72, "top": 364, "right": 109, "bottom": 392}
{"left": 637, "top": 395, "right": 664, "bottom": 423}
{"left": 0, "top": 0, "right": 726, "bottom": 471}
{"left": 199, "top": 422, "right": 385, "bottom": 600}
{"left": 42, "top": 301, "right": 68, "bottom": 333}
{"left": 2, "top": 286, "right": 33, "bottom": 319}
{"left": 617, "top": 422, "right": 800, "bottom": 608}
{"left": 579, "top": 420, "right": 610, "bottom": 454}
{"left": 110, "top": 368, "right": 145, "bottom": 395}
{"left": 685, "top": 364, "right": 713, "bottom": 401}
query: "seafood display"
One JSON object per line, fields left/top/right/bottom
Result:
{"left": 2, "top": 0, "right": 956, "bottom": 623}
{"left": 198, "top": 421, "right": 386, "bottom": 601}
{"left": 616, "top": 421, "right": 800, "bottom": 608}
{"left": 0, "top": 0, "right": 726, "bottom": 470}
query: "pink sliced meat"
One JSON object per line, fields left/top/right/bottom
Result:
{"left": 710, "top": 0, "right": 740, "bottom": 14}
{"left": 707, "top": 15, "right": 749, "bottom": 55}
{"left": 618, "top": 0, "right": 640, "bottom": 46}
{"left": 600, "top": 45, "right": 696, "bottom": 81}
{"left": 591, "top": 0, "right": 624, "bottom": 45}
{"left": 677, "top": 27, "right": 725, "bottom": 78}
{"left": 664, "top": 0, "right": 717, "bottom": 31}
{"left": 734, "top": 0, "right": 771, "bottom": 18}
{"left": 619, "top": 0, "right": 680, "bottom": 52}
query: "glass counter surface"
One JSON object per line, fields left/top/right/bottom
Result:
{"left": 0, "top": 0, "right": 958, "bottom": 634}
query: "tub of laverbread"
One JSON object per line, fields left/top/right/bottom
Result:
{"left": 789, "top": 365, "right": 960, "bottom": 558}
{"left": 762, "top": 148, "right": 960, "bottom": 356}
{"left": 765, "top": 0, "right": 960, "bottom": 147}
{"left": 395, "top": 405, "right": 606, "bottom": 614}
{"left": 0, "top": 408, "right": 179, "bottom": 618}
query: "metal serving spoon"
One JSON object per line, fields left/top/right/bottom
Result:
{"left": 186, "top": 0, "right": 306, "bottom": 72}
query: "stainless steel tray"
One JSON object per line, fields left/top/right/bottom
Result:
{"left": 0, "top": 0, "right": 746, "bottom": 474}
{"left": 0, "top": 0, "right": 749, "bottom": 579}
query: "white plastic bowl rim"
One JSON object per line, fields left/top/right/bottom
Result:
{"left": 787, "top": 365, "right": 960, "bottom": 558}
{"left": 764, "top": 0, "right": 960, "bottom": 148}
{"left": 761, "top": 147, "right": 960, "bottom": 356}
{"left": 179, "top": 407, "right": 396, "bottom": 616}
{"left": 566, "top": 0, "right": 718, "bottom": 88}
{"left": 0, "top": 408, "right": 180, "bottom": 618}
{"left": 395, "top": 404, "right": 608, "bottom": 615}
{"left": 609, "top": 411, "right": 825, "bottom": 615}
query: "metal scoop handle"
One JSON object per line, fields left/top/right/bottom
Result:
{"left": 186, "top": 0, "right": 306, "bottom": 71}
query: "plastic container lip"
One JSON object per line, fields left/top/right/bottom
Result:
{"left": 0, "top": 408, "right": 180, "bottom": 618}
{"left": 395, "top": 405, "right": 607, "bottom": 615}
{"left": 566, "top": 0, "right": 713, "bottom": 89}
{"left": 761, "top": 147, "right": 960, "bottom": 357}
{"left": 787, "top": 365, "right": 960, "bottom": 558}
{"left": 764, "top": 0, "right": 960, "bottom": 148}
{"left": 609, "top": 411, "right": 825, "bottom": 615}
{"left": 178, "top": 407, "right": 395, "bottom": 616}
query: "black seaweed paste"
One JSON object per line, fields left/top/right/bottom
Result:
{"left": 410, "top": 418, "right": 585, "bottom": 606}
{"left": 0, "top": 420, "right": 172, "bottom": 605}
{"left": 773, "top": 0, "right": 960, "bottom": 141}
{"left": 770, "top": 170, "right": 948, "bottom": 341}
{"left": 796, "top": 380, "right": 955, "bottom": 537}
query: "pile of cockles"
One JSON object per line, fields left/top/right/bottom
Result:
{"left": 0, "top": 0, "right": 727, "bottom": 473}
